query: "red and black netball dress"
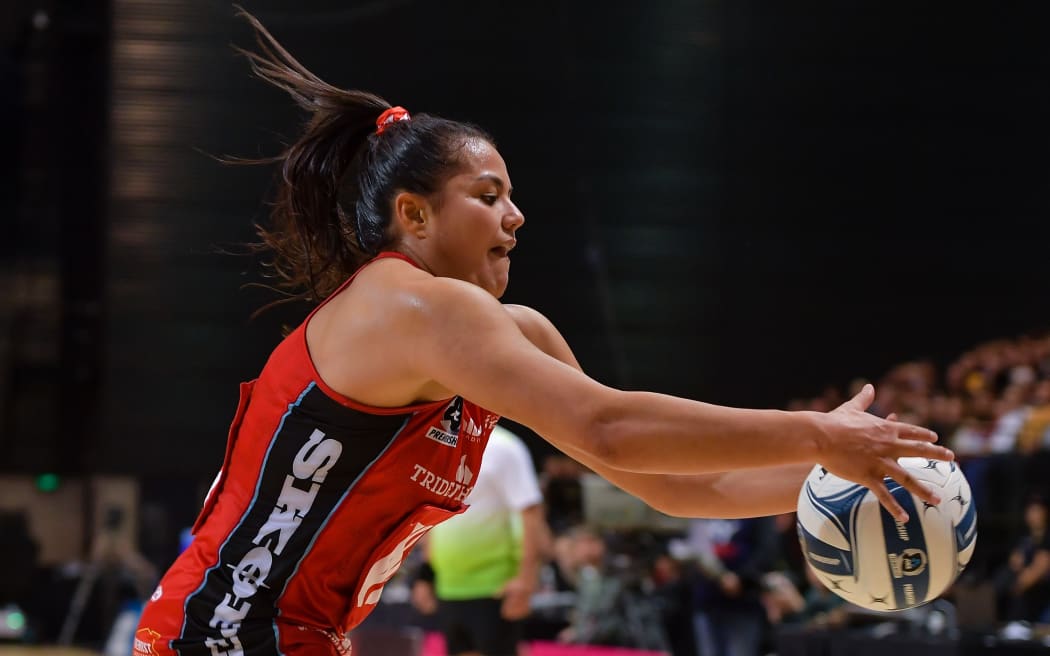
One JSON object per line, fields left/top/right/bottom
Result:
{"left": 134, "top": 252, "right": 498, "bottom": 656}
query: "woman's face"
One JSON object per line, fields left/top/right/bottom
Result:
{"left": 421, "top": 138, "right": 525, "bottom": 297}
{"left": 1026, "top": 501, "right": 1048, "bottom": 532}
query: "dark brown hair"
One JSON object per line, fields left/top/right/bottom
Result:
{"left": 232, "top": 8, "right": 493, "bottom": 309}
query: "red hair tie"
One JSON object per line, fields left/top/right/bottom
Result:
{"left": 376, "top": 106, "right": 411, "bottom": 134}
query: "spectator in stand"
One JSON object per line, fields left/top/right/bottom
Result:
{"left": 689, "top": 517, "right": 781, "bottom": 656}
{"left": 759, "top": 512, "right": 808, "bottom": 628}
{"left": 651, "top": 553, "right": 699, "bottom": 656}
{"left": 1004, "top": 339, "right": 1038, "bottom": 388}
{"left": 540, "top": 454, "right": 587, "bottom": 536}
{"left": 927, "top": 393, "right": 964, "bottom": 446}
{"left": 948, "top": 392, "right": 1003, "bottom": 511}
{"left": 950, "top": 391, "right": 998, "bottom": 458}
{"left": 1036, "top": 336, "right": 1050, "bottom": 380}
{"left": 556, "top": 525, "right": 628, "bottom": 647}
{"left": 994, "top": 494, "right": 1050, "bottom": 623}
{"left": 785, "top": 565, "right": 849, "bottom": 629}
{"left": 549, "top": 529, "right": 582, "bottom": 593}
{"left": 987, "top": 382, "right": 1034, "bottom": 454}
{"left": 1017, "top": 379, "right": 1050, "bottom": 455}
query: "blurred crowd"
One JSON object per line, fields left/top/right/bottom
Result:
{"left": 786, "top": 332, "right": 1050, "bottom": 463}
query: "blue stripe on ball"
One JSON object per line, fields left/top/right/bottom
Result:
{"left": 955, "top": 495, "right": 977, "bottom": 551}
{"left": 880, "top": 480, "right": 930, "bottom": 609}
{"left": 800, "top": 482, "right": 869, "bottom": 578}
{"left": 805, "top": 482, "right": 869, "bottom": 544}
{"left": 797, "top": 522, "right": 855, "bottom": 576}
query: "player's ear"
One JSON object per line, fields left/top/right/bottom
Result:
{"left": 392, "top": 192, "right": 429, "bottom": 240}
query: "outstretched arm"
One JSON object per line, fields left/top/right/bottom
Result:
{"left": 403, "top": 280, "right": 951, "bottom": 521}
{"left": 567, "top": 442, "right": 813, "bottom": 518}
{"left": 503, "top": 304, "right": 938, "bottom": 520}
{"left": 505, "top": 303, "right": 813, "bottom": 517}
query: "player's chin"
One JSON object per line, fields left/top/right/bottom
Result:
{"left": 481, "top": 268, "right": 510, "bottom": 298}
{"left": 487, "top": 273, "right": 510, "bottom": 298}
{"left": 482, "top": 256, "right": 511, "bottom": 296}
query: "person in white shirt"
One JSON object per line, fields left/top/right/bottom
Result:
{"left": 412, "top": 425, "right": 552, "bottom": 656}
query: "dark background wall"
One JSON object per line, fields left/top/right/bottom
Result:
{"left": 3, "top": 0, "right": 1049, "bottom": 478}
{"left": 716, "top": 3, "right": 1050, "bottom": 408}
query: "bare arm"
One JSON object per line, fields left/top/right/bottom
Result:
{"left": 505, "top": 304, "right": 932, "bottom": 520}
{"left": 1015, "top": 548, "right": 1050, "bottom": 593}
{"left": 566, "top": 442, "right": 813, "bottom": 518}
{"left": 504, "top": 304, "right": 814, "bottom": 517}
{"left": 500, "top": 503, "right": 550, "bottom": 620}
{"left": 519, "top": 503, "right": 553, "bottom": 575}
{"left": 401, "top": 281, "right": 950, "bottom": 521}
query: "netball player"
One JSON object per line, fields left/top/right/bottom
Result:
{"left": 132, "top": 10, "right": 953, "bottom": 656}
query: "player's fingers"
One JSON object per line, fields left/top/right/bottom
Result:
{"left": 895, "top": 422, "right": 940, "bottom": 443}
{"left": 886, "top": 412, "right": 899, "bottom": 422}
{"left": 870, "top": 479, "right": 909, "bottom": 523}
{"left": 840, "top": 383, "right": 875, "bottom": 412}
{"left": 895, "top": 439, "right": 954, "bottom": 462}
{"left": 885, "top": 462, "right": 942, "bottom": 506}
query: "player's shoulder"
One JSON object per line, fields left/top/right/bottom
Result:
{"left": 358, "top": 261, "right": 502, "bottom": 321}
{"left": 502, "top": 303, "right": 556, "bottom": 337}
{"left": 502, "top": 303, "right": 551, "bottom": 324}
{"left": 408, "top": 272, "right": 501, "bottom": 311}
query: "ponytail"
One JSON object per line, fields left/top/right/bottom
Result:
{"left": 233, "top": 8, "right": 386, "bottom": 308}
{"left": 229, "top": 7, "right": 494, "bottom": 313}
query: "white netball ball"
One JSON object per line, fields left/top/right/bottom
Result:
{"left": 796, "top": 458, "right": 977, "bottom": 611}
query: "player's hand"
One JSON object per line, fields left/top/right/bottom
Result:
{"left": 410, "top": 580, "right": 438, "bottom": 615}
{"left": 499, "top": 575, "right": 535, "bottom": 620}
{"left": 815, "top": 384, "right": 953, "bottom": 523}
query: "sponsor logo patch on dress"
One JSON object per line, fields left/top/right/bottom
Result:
{"left": 425, "top": 426, "right": 458, "bottom": 447}
{"left": 134, "top": 628, "right": 162, "bottom": 656}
